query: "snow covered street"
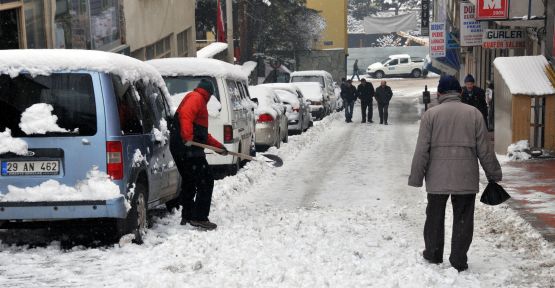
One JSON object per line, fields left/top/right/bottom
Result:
{"left": 1, "top": 81, "right": 555, "bottom": 287}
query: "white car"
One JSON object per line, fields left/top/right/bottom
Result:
{"left": 290, "top": 70, "right": 337, "bottom": 114}
{"left": 248, "top": 86, "right": 288, "bottom": 149}
{"left": 293, "top": 82, "right": 328, "bottom": 120}
{"left": 257, "top": 83, "right": 312, "bottom": 134}
{"left": 366, "top": 54, "right": 425, "bottom": 79}
{"left": 148, "top": 58, "right": 256, "bottom": 175}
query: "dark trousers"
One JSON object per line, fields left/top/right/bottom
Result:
{"left": 424, "top": 193, "right": 476, "bottom": 269}
{"left": 174, "top": 156, "right": 214, "bottom": 221}
{"left": 344, "top": 100, "right": 355, "bottom": 121}
{"left": 377, "top": 103, "right": 389, "bottom": 124}
{"left": 351, "top": 70, "right": 360, "bottom": 81}
{"left": 361, "top": 101, "right": 373, "bottom": 122}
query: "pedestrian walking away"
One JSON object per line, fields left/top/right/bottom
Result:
{"left": 342, "top": 79, "right": 357, "bottom": 123}
{"left": 357, "top": 78, "right": 375, "bottom": 123}
{"left": 375, "top": 80, "right": 393, "bottom": 125}
{"left": 408, "top": 75, "right": 502, "bottom": 272}
{"left": 169, "top": 79, "right": 228, "bottom": 230}
{"left": 461, "top": 74, "right": 488, "bottom": 126}
{"left": 351, "top": 59, "right": 360, "bottom": 81}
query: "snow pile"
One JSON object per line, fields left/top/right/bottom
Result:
{"left": 290, "top": 70, "right": 331, "bottom": 78}
{"left": 148, "top": 58, "right": 248, "bottom": 81}
{"left": 196, "top": 42, "right": 228, "bottom": 58}
{"left": 19, "top": 103, "right": 69, "bottom": 135}
{"left": 507, "top": 140, "right": 531, "bottom": 161}
{"left": 153, "top": 119, "right": 170, "bottom": 145}
{"left": 0, "top": 166, "right": 121, "bottom": 202}
{"left": 132, "top": 149, "right": 147, "bottom": 167}
{"left": 493, "top": 55, "right": 555, "bottom": 96}
{"left": 0, "top": 49, "right": 166, "bottom": 88}
{"left": 241, "top": 61, "right": 258, "bottom": 75}
{"left": 274, "top": 89, "right": 300, "bottom": 109}
{"left": 0, "top": 128, "right": 28, "bottom": 155}
{"left": 207, "top": 96, "right": 222, "bottom": 117}
{"left": 248, "top": 86, "right": 279, "bottom": 118}
{"left": 293, "top": 82, "right": 324, "bottom": 101}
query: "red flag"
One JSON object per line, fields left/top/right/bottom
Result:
{"left": 216, "top": 0, "right": 226, "bottom": 43}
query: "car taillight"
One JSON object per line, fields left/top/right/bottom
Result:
{"left": 258, "top": 114, "right": 274, "bottom": 123}
{"left": 293, "top": 108, "right": 300, "bottom": 112}
{"left": 224, "top": 125, "right": 233, "bottom": 143}
{"left": 106, "top": 141, "right": 123, "bottom": 180}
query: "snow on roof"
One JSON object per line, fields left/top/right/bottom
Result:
{"left": 292, "top": 82, "right": 324, "bottom": 101}
{"left": 196, "top": 42, "right": 229, "bottom": 58}
{"left": 241, "top": 61, "right": 258, "bottom": 75}
{"left": 258, "top": 83, "right": 300, "bottom": 95}
{"left": 389, "top": 54, "right": 411, "bottom": 59}
{"left": 290, "top": 70, "right": 331, "bottom": 77}
{"left": 493, "top": 55, "right": 555, "bottom": 96}
{"left": 0, "top": 49, "right": 165, "bottom": 86}
{"left": 248, "top": 86, "right": 278, "bottom": 118}
{"left": 147, "top": 57, "right": 248, "bottom": 80}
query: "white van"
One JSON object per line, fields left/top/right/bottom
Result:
{"left": 148, "top": 58, "right": 256, "bottom": 175}
{"left": 290, "top": 70, "right": 338, "bottom": 113}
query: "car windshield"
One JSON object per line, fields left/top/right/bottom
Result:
{"left": 291, "top": 76, "right": 324, "bottom": 87}
{"left": 163, "top": 76, "right": 220, "bottom": 101}
{"left": 0, "top": 73, "right": 96, "bottom": 137}
{"left": 381, "top": 58, "right": 391, "bottom": 64}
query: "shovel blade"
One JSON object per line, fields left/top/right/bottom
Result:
{"left": 261, "top": 154, "right": 283, "bottom": 167}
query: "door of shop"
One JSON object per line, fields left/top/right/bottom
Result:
{"left": 0, "top": 7, "right": 22, "bottom": 49}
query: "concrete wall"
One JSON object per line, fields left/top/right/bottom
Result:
{"left": 296, "top": 49, "right": 346, "bottom": 83}
{"left": 123, "top": 0, "right": 196, "bottom": 58}
{"left": 347, "top": 46, "right": 428, "bottom": 75}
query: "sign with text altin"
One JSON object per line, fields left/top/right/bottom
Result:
{"left": 430, "top": 22, "right": 446, "bottom": 58}
{"left": 476, "top": 0, "right": 509, "bottom": 20}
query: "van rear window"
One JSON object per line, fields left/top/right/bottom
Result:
{"left": 163, "top": 76, "right": 220, "bottom": 101}
{"left": 0, "top": 73, "right": 96, "bottom": 137}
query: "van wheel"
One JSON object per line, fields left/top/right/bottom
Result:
{"left": 229, "top": 144, "right": 241, "bottom": 175}
{"left": 122, "top": 181, "right": 148, "bottom": 244}
{"left": 411, "top": 69, "right": 422, "bottom": 78}
{"left": 249, "top": 136, "right": 256, "bottom": 157}
{"left": 374, "top": 71, "right": 384, "bottom": 79}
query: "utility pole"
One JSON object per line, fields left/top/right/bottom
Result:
{"left": 226, "top": 0, "right": 234, "bottom": 63}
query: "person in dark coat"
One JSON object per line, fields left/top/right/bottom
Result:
{"left": 357, "top": 78, "right": 375, "bottom": 123}
{"left": 461, "top": 74, "right": 488, "bottom": 125}
{"left": 342, "top": 80, "right": 357, "bottom": 123}
{"left": 351, "top": 59, "right": 360, "bottom": 81}
{"left": 408, "top": 75, "right": 502, "bottom": 272}
{"left": 170, "top": 79, "right": 228, "bottom": 230}
{"left": 374, "top": 80, "right": 393, "bottom": 125}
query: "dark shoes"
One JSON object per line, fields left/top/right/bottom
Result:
{"left": 180, "top": 218, "right": 188, "bottom": 226}
{"left": 189, "top": 220, "right": 218, "bottom": 230}
{"left": 423, "top": 251, "right": 442, "bottom": 264}
{"left": 361, "top": 121, "right": 366, "bottom": 123}
{"left": 384, "top": 122, "right": 388, "bottom": 125}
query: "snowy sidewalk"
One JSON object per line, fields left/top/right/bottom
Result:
{"left": 1, "top": 95, "right": 555, "bottom": 287}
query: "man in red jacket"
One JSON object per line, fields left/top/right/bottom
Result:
{"left": 170, "top": 79, "right": 227, "bottom": 230}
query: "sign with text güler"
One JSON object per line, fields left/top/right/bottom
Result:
{"left": 482, "top": 29, "right": 526, "bottom": 49}
{"left": 476, "top": 0, "right": 509, "bottom": 20}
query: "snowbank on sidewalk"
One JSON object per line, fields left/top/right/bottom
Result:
{"left": 0, "top": 166, "right": 121, "bottom": 202}
{"left": 507, "top": 140, "right": 531, "bottom": 161}
{"left": 19, "top": 103, "right": 69, "bottom": 135}
{"left": 0, "top": 128, "right": 28, "bottom": 156}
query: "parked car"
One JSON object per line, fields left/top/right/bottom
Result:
{"left": 0, "top": 49, "right": 180, "bottom": 243}
{"left": 293, "top": 82, "right": 328, "bottom": 120}
{"left": 366, "top": 54, "right": 425, "bottom": 79}
{"left": 290, "top": 70, "right": 336, "bottom": 113}
{"left": 257, "top": 83, "right": 312, "bottom": 134}
{"left": 148, "top": 58, "right": 256, "bottom": 175}
{"left": 248, "top": 86, "right": 288, "bottom": 149}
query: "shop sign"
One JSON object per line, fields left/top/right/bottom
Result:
{"left": 476, "top": 0, "right": 509, "bottom": 20}
{"left": 421, "top": 0, "right": 430, "bottom": 36}
{"left": 430, "top": 22, "right": 446, "bottom": 58}
{"left": 482, "top": 29, "right": 526, "bottom": 49}
{"left": 460, "top": 2, "right": 487, "bottom": 46}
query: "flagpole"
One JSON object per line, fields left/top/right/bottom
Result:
{"left": 226, "top": 0, "right": 234, "bottom": 63}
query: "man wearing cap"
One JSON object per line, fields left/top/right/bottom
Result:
{"left": 461, "top": 74, "right": 488, "bottom": 125}
{"left": 170, "top": 79, "right": 228, "bottom": 230}
{"left": 408, "top": 75, "right": 502, "bottom": 272}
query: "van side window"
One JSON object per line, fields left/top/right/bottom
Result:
{"left": 112, "top": 75, "right": 142, "bottom": 135}
{"left": 226, "top": 79, "right": 241, "bottom": 109}
{"left": 134, "top": 82, "right": 155, "bottom": 133}
{"left": 400, "top": 58, "right": 409, "bottom": 64}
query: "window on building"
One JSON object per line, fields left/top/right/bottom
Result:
{"left": 90, "top": 0, "right": 121, "bottom": 50}
{"left": 144, "top": 34, "right": 172, "bottom": 60}
{"left": 131, "top": 48, "right": 145, "bottom": 60}
{"left": 177, "top": 29, "right": 190, "bottom": 57}
{"left": 24, "top": 0, "right": 47, "bottom": 48}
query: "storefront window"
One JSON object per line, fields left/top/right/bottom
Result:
{"left": 24, "top": 0, "right": 47, "bottom": 48}
{"left": 90, "top": 0, "right": 120, "bottom": 50}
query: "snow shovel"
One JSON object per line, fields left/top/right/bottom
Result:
{"left": 188, "top": 141, "right": 283, "bottom": 168}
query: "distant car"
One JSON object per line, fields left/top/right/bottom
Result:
{"left": 293, "top": 82, "right": 328, "bottom": 120}
{"left": 366, "top": 54, "right": 425, "bottom": 79}
{"left": 248, "top": 86, "right": 288, "bottom": 149}
{"left": 257, "top": 83, "right": 312, "bottom": 134}
{"left": 290, "top": 70, "right": 335, "bottom": 114}
{"left": 0, "top": 49, "right": 180, "bottom": 243}
{"left": 148, "top": 58, "right": 256, "bottom": 175}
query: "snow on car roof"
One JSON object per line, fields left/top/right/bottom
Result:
{"left": 0, "top": 49, "right": 165, "bottom": 86}
{"left": 493, "top": 55, "right": 555, "bottom": 96}
{"left": 290, "top": 70, "right": 331, "bottom": 77}
{"left": 258, "top": 83, "right": 300, "bottom": 95}
{"left": 196, "top": 42, "right": 228, "bottom": 58}
{"left": 248, "top": 86, "right": 279, "bottom": 118}
{"left": 293, "top": 82, "right": 324, "bottom": 101}
{"left": 147, "top": 57, "right": 249, "bottom": 80}
{"left": 389, "top": 54, "right": 411, "bottom": 59}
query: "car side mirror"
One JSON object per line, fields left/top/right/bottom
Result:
{"left": 251, "top": 98, "right": 258, "bottom": 104}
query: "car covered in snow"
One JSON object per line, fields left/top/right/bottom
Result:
{"left": 290, "top": 70, "right": 338, "bottom": 114}
{"left": 257, "top": 83, "right": 312, "bottom": 134}
{"left": 292, "top": 82, "right": 328, "bottom": 120}
{"left": 0, "top": 49, "right": 180, "bottom": 243}
{"left": 366, "top": 54, "right": 425, "bottom": 79}
{"left": 148, "top": 57, "right": 256, "bottom": 175}
{"left": 248, "top": 86, "right": 288, "bottom": 149}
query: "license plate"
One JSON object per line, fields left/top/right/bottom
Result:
{"left": 1, "top": 160, "right": 60, "bottom": 176}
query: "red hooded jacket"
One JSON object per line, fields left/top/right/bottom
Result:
{"left": 176, "top": 88, "right": 223, "bottom": 149}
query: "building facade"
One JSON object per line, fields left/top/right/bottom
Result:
{"left": 0, "top": 0, "right": 196, "bottom": 59}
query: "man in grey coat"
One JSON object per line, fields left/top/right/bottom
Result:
{"left": 408, "top": 75, "right": 502, "bottom": 272}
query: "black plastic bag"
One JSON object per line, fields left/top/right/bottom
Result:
{"left": 480, "top": 182, "right": 511, "bottom": 205}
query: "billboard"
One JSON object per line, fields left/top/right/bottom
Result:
{"left": 421, "top": 0, "right": 430, "bottom": 36}
{"left": 430, "top": 22, "right": 446, "bottom": 58}
{"left": 460, "top": 2, "right": 487, "bottom": 46}
{"left": 476, "top": 0, "right": 509, "bottom": 20}
{"left": 482, "top": 29, "right": 526, "bottom": 49}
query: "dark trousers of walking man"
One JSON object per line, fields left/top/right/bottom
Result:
{"left": 174, "top": 155, "right": 214, "bottom": 222}
{"left": 378, "top": 102, "right": 389, "bottom": 124}
{"left": 361, "top": 101, "right": 373, "bottom": 123}
{"left": 424, "top": 194, "right": 476, "bottom": 269}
